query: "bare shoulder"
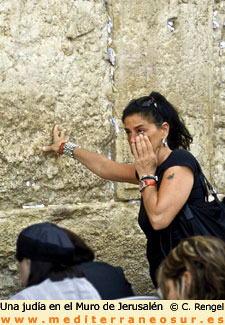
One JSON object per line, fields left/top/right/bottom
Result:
{"left": 163, "top": 165, "right": 194, "bottom": 180}
{"left": 160, "top": 166, "right": 194, "bottom": 192}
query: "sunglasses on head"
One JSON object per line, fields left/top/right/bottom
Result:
{"left": 134, "top": 96, "right": 157, "bottom": 108}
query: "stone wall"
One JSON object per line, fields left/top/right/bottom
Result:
{"left": 0, "top": 0, "right": 224, "bottom": 299}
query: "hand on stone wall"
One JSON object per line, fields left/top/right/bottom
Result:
{"left": 43, "top": 125, "right": 65, "bottom": 154}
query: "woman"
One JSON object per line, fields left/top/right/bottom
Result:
{"left": 43, "top": 91, "right": 205, "bottom": 286}
{"left": 10, "top": 222, "right": 101, "bottom": 300}
{"left": 157, "top": 235, "right": 225, "bottom": 299}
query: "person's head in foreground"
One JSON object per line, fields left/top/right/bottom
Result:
{"left": 12, "top": 222, "right": 101, "bottom": 300}
{"left": 16, "top": 222, "right": 84, "bottom": 287}
{"left": 157, "top": 235, "right": 225, "bottom": 299}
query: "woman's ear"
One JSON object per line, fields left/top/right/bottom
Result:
{"left": 161, "top": 122, "right": 170, "bottom": 138}
{"left": 183, "top": 270, "right": 192, "bottom": 298}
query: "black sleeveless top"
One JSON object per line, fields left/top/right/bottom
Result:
{"left": 138, "top": 149, "right": 206, "bottom": 286}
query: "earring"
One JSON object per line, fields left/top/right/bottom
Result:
{"left": 162, "top": 138, "right": 167, "bottom": 147}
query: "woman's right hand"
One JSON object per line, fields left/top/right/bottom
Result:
{"left": 43, "top": 125, "right": 65, "bottom": 153}
{"left": 131, "top": 134, "right": 157, "bottom": 178}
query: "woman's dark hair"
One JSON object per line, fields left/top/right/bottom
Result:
{"left": 27, "top": 260, "right": 84, "bottom": 288}
{"left": 61, "top": 228, "right": 95, "bottom": 263}
{"left": 122, "top": 91, "right": 193, "bottom": 150}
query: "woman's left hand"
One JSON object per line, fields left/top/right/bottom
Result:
{"left": 131, "top": 134, "right": 157, "bottom": 178}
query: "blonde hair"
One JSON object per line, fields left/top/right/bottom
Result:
{"left": 157, "top": 236, "right": 225, "bottom": 299}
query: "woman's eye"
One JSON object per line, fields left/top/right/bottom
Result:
{"left": 139, "top": 130, "right": 144, "bottom": 134}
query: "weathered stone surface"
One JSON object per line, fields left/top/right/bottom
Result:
{"left": 212, "top": 1, "right": 225, "bottom": 191}
{"left": 0, "top": 0, "right": 114, "bottom": 208}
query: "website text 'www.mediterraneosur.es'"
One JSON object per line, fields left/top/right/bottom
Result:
{"left": 0, "top": 315, "right": 225, "bottom": 324}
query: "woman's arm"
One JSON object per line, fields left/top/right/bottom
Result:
{"left": 72, "top": 147, "right": 138, "bottom": 183}
{"left": 43, "top": 125, "right": 138, "bottom": 184}
{"left": 142, "top": 165, "right": 194, "bottom": 230}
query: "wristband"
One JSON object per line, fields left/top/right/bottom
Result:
{"left": 58, "top": 142, "right": 66, "bottom": 155}
{"left": 139, "top": 179, "right": 157, "bottom": 192}
{"left": 62, "top": 142, "right": 79, "bottom": 158}
{"left": 139, "top": 175, "right": 158, "bottom": 182}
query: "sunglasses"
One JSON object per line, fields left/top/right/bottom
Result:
{"left": 133, "top": 96, "right": 157, "bottom": 108}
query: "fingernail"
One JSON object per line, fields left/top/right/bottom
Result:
{"left": 42, "top": 147, "right": 46, "bottom": 151}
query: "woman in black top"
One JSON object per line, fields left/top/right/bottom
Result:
{"left": 138, "top": 148, "right": 205, "bottom": 285}
{"left": 43, "top": 91, "right": 205, "bottom": 286}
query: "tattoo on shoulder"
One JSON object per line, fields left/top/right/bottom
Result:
{"left": 167, "top": 173, "right": 175, "bottom": 180}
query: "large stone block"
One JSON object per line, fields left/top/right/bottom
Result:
{"left": 212, "top": 0, "right": 225, "bottom": 193}
{"left": 0, "top": 0, "right": 116, "bottom": 208}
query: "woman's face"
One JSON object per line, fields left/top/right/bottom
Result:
{"left": 124, "top": 114, "right": 166, "bottom": 155}
{"left": 18, "top": 258, "right": 31, "bottom": 286}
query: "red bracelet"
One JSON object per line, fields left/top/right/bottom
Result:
{"left": 144, "top": 179, "right": 157, "bottom": 187}
{"left": 58, "top": 142, "right": 66, "bottom": 155}
{"left": 139, "top": 179, "right": 157, "bottom": 192}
